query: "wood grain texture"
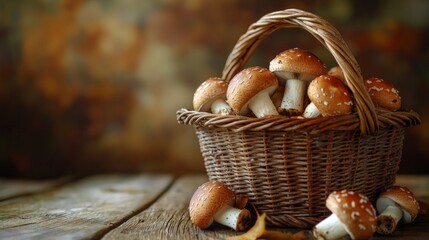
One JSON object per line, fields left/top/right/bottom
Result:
{"left": 0, "top": 174, "right": 172, "bottom": 240}
{"left": 0, "top": 177, "right": 70, "bottom": 201}
{"left": 0, "top": 174, "right": 427, "bottom": 240}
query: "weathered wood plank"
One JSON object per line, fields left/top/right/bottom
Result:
{"left": 103, "top": 174, "right": 429, "bottom": 240}
{"left": 0, "top": 177, "right": 71, "bottom": 201}
{"left": 0, "top": 174, "right": 172, "bottom": 240}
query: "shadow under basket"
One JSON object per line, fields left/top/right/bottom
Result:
{"left": 176, "top": 9, "right": 421, "bottom": 228}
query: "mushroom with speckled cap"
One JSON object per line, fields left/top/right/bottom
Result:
{"left": 269, "top": 48, "right": 327, "bottom": 115}
{"left": 303, "top": 75, "right": 353, "bottom": 118}
{"left": 193, "top": 77, "right": 232, "bottom": 115}
{"left": 376, "top": 186, "right": 420, "bottom": 235}
{"left": 313, "top": 190, "right": 377, "bottom": 240}
{"left": 328, "top": 66, "right": 345, "bottom": 82}
{"left": 364, "top": 77, "right": 401, "bottom": 111}
{"left": 189, "top": 181, "right": 252, "bottom": 231}
{"left": 227, "top": 66, "right": 279, "bottom": 118}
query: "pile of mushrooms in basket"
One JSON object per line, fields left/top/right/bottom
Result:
{"left": 193, "top": 48, "right": 401, "bottom": 119}
{"left": 188, "top": 47, "right": 426, "bottom": 240}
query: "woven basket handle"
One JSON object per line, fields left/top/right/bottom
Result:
{"left": 221, "top": 9, "right": 378, "bottom": 134}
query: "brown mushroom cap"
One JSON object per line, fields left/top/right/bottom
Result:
{"left": 307, "top": 75, "right": 353, "bottom": 116}
{"left": 269, "top": 47, "right": 327, "bottom": 84}
{"left": 226, "top": 67, "right": 278, "bottom": 115}
{"left": 189, "top": 181, "right": 236, "bottom": 229}
{"left": 377, "top": 186, "right": 420, "bottom": 223}
{"left": 364, "top": 77, "right": 401, "bottom": 111}
{"left": 327, "top": 190, "right": 377, "bottom": 239}
{"left": 193, "top": 77, "right": 228, "bottom": 112}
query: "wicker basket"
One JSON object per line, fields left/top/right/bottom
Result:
{"left": 176, "top": 9, "right": 421, "bottom": 228}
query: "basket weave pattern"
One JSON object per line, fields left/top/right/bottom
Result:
{"left": 196, "top": 127, "right": 403, "bottom": 228}
{"left": 177, "top": 9, "right": 420, "bottom": 228}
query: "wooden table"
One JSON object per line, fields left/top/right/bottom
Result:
{"left": 0, "top": 174, "right": 428, "bottom": 239}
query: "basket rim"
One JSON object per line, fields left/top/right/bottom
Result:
{"left": 177, "top": 108, "right": 420, "bottom": 134}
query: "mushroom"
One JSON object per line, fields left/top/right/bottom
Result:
{"left": 193, "top": 77, "right": 232, "bottom": 115}
{"left": 376, "top": 186, "right": 420, "bottom": 235}
{"left": 269, "top": 48, "right": 327, "bottom": 115}
{"left": 303, "top": 75, "right": 353, "bottom": 118}
{"left": 227, "top": 66, "right": 279, "bottom": 118}
{"left": 313, "top": 190, "right": 377, "bottom": 240}
{"left": 270, "top": 85, "right": 285, "bottom": 111}
{"left": 189, "top": 181, "right": 252, "bottom": 231}
{"left": 364, "top": 77, "right": 401, "bottom": 111}
{"left": 328, "top": 66, "right": 345, "bottom": 82}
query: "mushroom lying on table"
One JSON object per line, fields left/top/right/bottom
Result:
{"left": 376, "top": 186, "right": 420, "bottom": 235}
{"left": 313, "top": 190, "right": 377, "bottom": 240}
{"left": 189, "top": 181, "right": 251, "bottom": 231}
{"left": 193, "top": 77, "right": 232, "bottom": 115}
{"left": 227, "top": 66, "right": 279, "bottom": 118}
{"left": 269, "top": 48, "right": 327, "bottom": 115}
{"left": 303, "top": 75, "right": 353, "bottom": 118}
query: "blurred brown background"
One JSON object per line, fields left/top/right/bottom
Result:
{"left": 0, "top": 0, "right": 428, "bottom": 178}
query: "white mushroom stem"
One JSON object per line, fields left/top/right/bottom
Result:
{"left": 303, "top": 102, "right": 321, "bottom": 118}
{"left": 280, "top": 79, "right": 306, "bottom": 114}
{"left": 313, "top": 213, "right": 348, "bottom": 240}
{"left": 213, "top": 204, "right": 250, "bottom": 231}
{"left": 248, "top": 90, "right": 279, "bottom": 118}
{"left": 377, "top": 205, "right": 403, "bottom": 234}
{"left": 211, "top": 99, "right": 232, "bottom": 115}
